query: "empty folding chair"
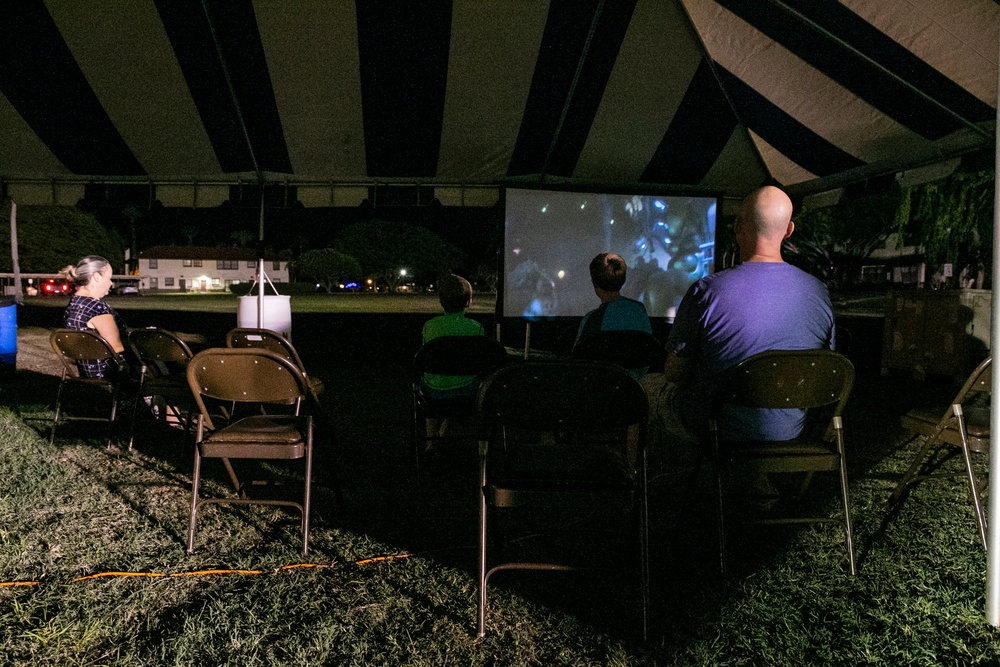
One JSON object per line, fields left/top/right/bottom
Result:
{"left": 186, "top": 348, "right": 314, "bottom": 554}
{"left": 476, "top": 360, "right": 649, "bottom": 640}
{"left": 889, "top": 356, "right": 990, "bottom": 549}
{"left": 127, "top": 327, "right": 195, "bottom": 450}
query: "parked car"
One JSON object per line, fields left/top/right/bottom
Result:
{"left": 41, "top": 279, "right": 71, "bottom": 297}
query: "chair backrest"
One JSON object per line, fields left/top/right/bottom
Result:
{"left": 226, "top": 328, "right": 307, "bottom": 373}
{"left": 187, "top": 348, "right": 309, "bottom": 430}
{"left": 572, "top": 330, "right": 662, "bottom": 371}
{"left": 955, "top": 356, "right": 991, "bottom": 403}
{"left": 712, "top": 349, "right": 854, "bottom": 417}
{"left": 49, "top": 329, "right": 123, "bottom": 377}
{"left": 478, "top": 360, "right": 647, "bottom": 433}
{"left": 129, "top": 328, "right": 193, "bottom": 372}
{"left": 414, "top": 336, "right": 509, "bottom": 379}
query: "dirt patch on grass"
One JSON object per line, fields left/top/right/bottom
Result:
{"left": 17, "top": 326, "right": 60, "bottom": 377}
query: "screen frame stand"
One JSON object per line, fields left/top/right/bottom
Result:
{"left": 523, "top": 321, "right": 531, "bottom": 360}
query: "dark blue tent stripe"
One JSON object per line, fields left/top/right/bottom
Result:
{"left": 155, "top": 0, "right": 291, "bottom": 174}
{"left": 0, "top": 2, "right": 145, "bottom": 175}
{"left": 506, "top": 0, "right": 603, "bottom": 178}
{"left": 718, "top": 67, "right": 864, "bottom": 177}
{"left": 641, "top": 59, "right": 738, "bottom": 185}
{"left": 356, "top": 1, "right": 452, "bottom": 178}
{"left": 545, "top": 0, "right": 638, "bottom": 176}
{"left": 717, "top": 0, "right": 986, "bottom": 140}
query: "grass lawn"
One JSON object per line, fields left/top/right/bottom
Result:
{"left": 26, "top": 292, "right": 497, "bottom": 315}
{"left": 3, "top": 297, "right": 999, "bottom": 665}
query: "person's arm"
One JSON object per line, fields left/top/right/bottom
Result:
{"left": 88, "top": 313, "right": 125, "bottom": 353}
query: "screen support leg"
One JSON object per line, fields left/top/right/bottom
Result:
{"left": 523, "top": 322, "right": 531, "bottom": 360}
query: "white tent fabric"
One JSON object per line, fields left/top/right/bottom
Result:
{"left": 1, "top": 0, "right": 996, "bottom": 204}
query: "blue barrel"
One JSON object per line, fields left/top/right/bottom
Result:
{"left": 0, "top": 297, "right": 16, "bottom": 368}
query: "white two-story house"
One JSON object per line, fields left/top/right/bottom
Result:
{"left": 136, "top": 246, "right": 289, "bottom": 292}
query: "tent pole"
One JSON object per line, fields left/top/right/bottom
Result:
{"left": 987, "top": 34, "right": 1000, "bottom": 627}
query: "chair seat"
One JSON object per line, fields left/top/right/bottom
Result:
{"left": 201, "top": 415, "right": 306, "bottom": 459}
{"left": 902, "top": 407, "right": 990, "bottom": 439}
{"left": 721, "top": 438, "right": 841, "bottom": 472}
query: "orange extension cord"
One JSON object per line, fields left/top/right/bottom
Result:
{"left": 0, "top": 553, "right": 413, "bottom": 588}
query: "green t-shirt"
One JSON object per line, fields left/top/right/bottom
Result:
{"left": 421, "top": 312, "right": 486, "bottom": 390}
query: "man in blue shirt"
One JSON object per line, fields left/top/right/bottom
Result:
{"left": 644, "top": 186, "right": 835, "bottom": 446}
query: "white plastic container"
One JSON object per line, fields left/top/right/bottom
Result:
{"left": 237, "top": 294, "right": 292, "bottom": 340}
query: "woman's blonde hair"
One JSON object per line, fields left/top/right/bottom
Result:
{"left": 58, "top": 256, "right": 111, "bottom": 287}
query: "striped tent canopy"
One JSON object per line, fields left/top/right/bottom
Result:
{"left": 1, "top": 0, "right": 997, "bottom": 208}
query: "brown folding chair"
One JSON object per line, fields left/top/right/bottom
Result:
{"left": 710, "top": 349, "right": 856, "bottom": 575}
{"left": 476, "top": 360, "right": 650, "bottom": 640}
{"left": 127, "top": 327, "right": 195, "bottom": 450}
{"left": 49, "top": 328, "right": 128, "bottom": 448}
{"left": 226, "top": 328, "right": 324, "bottom": 401}
{"left": 411, "top": 336, "right": 510, "bottom": 477}
{"left": 186, "top": 348, "right": 314, "bottom": 554}
{"left": 889, "top": 356, "right": 990, "bottom": 549}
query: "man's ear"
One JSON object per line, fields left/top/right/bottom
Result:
{"left": 783, "top": 221, "right": 795, "bottom": 240}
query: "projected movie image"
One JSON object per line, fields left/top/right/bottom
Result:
{"left": 503, "top": 188, "right": 716, "bottom": 319}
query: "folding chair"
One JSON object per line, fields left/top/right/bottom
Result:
{"left": 127, "top": 327, "right": 195, "bottom": 450}
{"left": 186, "top": 348, "right": 314, "bottom": 554}
{"left": 889, "top": 356, "right": 990, "bottom": 549}
{"left": 571, "top": 329, "right": 662, "bottom": 377}
{"left": 226, "top": 328, "right": 324, "bottom": 401}
{"left": 476, "top": 360, "right": 649, "bottom": 640}
{"left": 710, "top": 349, "right": 856, "bottom": 575}
{"left": 49, "top": 328, "right": 128, "bottom": 448}
{"left": 411, "top": 336, "right": 509, "bottom": 475}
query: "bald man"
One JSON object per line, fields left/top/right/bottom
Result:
{"left": 644, "top": 185, "right": 835, "bottom": 445}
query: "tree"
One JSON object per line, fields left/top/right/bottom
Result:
{"left": 334, "top": 220, "right": 466, "bottom": 291}
{"left": 786, "top": 188, "right": 903, "bottom": 288}
{"left": 230, "top": 230, "right": 256, "bottom": 247}
{"left": 0, "top": 200, "right": 125, "bottom": 273}
{"left": 293, "top": 248, "right": 362, "bottom": 292}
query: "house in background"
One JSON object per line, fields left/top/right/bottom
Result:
{"left": 137, "top": 246, "right": 288, "bottom": 292}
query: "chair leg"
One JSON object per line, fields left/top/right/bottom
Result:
{"left": 50, "top": 377, "right": 66, "bottom": 445}
{"left": 833, "top": 423, "right": 856, "bottom": 575}
{"left": 302, "top": 420, "right": 313, "bottom": 555}
{"left": 711, "top": 432, "right": 728, "bottom": 576}
{"left": 638, "top": 449, "right": 650, "bottom": 643}
{"left": 477, "top": 441, "right": 489, "bottom": 638}
{"left": 187, "top": 444, "right": 203, "bottom": 554}
{"left": 956, "top": 409, "right": 988, "bottom": 550}
{"left": 888, "top": 424, "right": 951, "bottom": 505}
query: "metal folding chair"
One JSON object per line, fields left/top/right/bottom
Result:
{"left": 49, "top": 328, "right": 128, "bottom": 448}
{"left": 411, "top": 336, "right": 509, "bottom": 477}
{"left": 127, "top": 327, "right": 195, "bottom": 450}
{"left": 889, "top": 355, "right": 990, "bottom": 549}
{"left": 476, "top": 360, "right": 650, "bottom": 640}
{"left": 186, "top": 348, "right": 314, "bottom": 554}
{"left": 709, "top": 349, "right": 856, "bottom": 575}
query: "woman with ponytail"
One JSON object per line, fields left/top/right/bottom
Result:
{"left": 58, "top": 256, "right": 129, "bottom": 378}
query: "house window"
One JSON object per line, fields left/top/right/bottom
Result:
{"left": 212, "top": 278, "right": 221, "bottom": 287}
{"left": 217, "top": 260, "right": 239, "bottom": 270}
{"left": 148, "top": 259, "right": 158, "bottom": 269}
{"left": 183, "top": 259, "right": 192, "bottom": 267}
{"left": 164, "top": 277, "right": 174, "bottom": 287}
{"left": 193, "top": 259, "right": 203, "bottom": 267}
{"left": 247, "top": 261, "right": 255, "bottom": 268}
{"left": 273, "top": 261, "right": 280, "bottom": 271}
{"left": 150, "top": 277, "right": 158, "bottom": 289}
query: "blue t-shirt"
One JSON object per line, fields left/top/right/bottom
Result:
{"left": 667, "top": 262, "right": 834, "bottom": 441}
{"left": 574, "top": 297, "right": 652, "bottom": 347}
